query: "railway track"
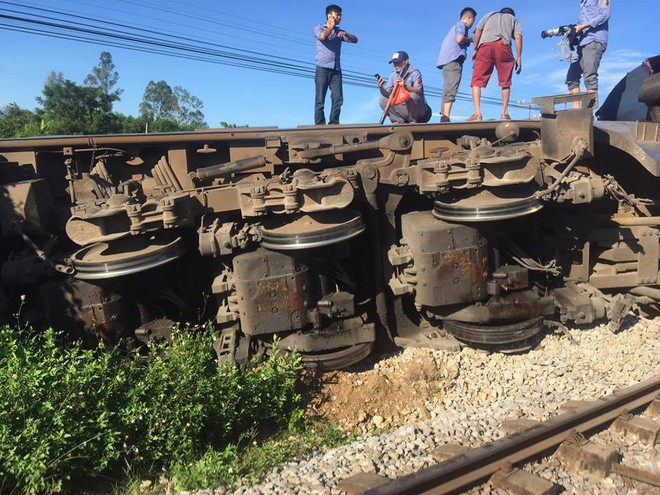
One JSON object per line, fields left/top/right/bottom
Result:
{"left": 336, "top": 375, "right": 660, "bottom": 495}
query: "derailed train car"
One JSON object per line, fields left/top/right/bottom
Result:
{"left": 1, "top": 92, "right": 659, "bottom": 368}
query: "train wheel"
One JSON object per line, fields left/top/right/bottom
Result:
{"left": 443, "top": 316, "right": 544, "bottom": 353}
{"left": 263, "top": 341, "right": 373, "bottom": 371}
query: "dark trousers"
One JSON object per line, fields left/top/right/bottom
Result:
{"left": 315, "top": 66, "right": 343, "bottom": 125}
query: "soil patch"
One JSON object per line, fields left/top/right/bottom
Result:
{"left": 301, "top": 349, "right": 449, "bottom": 434}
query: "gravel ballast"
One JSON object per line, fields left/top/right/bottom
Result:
{"left": 203, "top": 316, "right": 660, "bottom": 495}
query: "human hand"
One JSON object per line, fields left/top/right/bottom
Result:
{"left": 472, "top": 51, "right": 477, "bottom": 61}
{"left": 376, "top": 75, "right": 385, "bottom": 87}
{"left": 336, "top": 30, "right": 346, "bottom": 38}
{"left": 515, "top": 58, "right": 522, "bottom": 74}
{"left": 327, "top": 16, "right": 336, "bottom": 29}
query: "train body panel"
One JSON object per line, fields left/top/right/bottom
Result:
{"left": 1, "top": 92, "right": 659, "bottom": 367}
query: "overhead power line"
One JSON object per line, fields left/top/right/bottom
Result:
{"left": 0, "top": 1, "right": 538, "bottom": 112}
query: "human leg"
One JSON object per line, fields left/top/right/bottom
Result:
{"left": 566, "top": 45, "right": 584, "bottom": 91}
{"left": 441, "top": 102, "right": 453, "bottom": 122}
{"left": 493, "top": 40, "right": 514, "bottom": 118}
{"left": 469, "top": 44, "right": 494, "bottom": 120}
{"left": 580, "top": 42, "right": 605, "bottom": 92}
{"left": 387, "top": 104, "right": 410, "bottom": 124}
{"left": 406, "top": 93, "right": 426, "bottom": 123}
{"left": 566, "top": 45, "right": 584, "bottom": 108}
{"left": 328, "top": 70, "right": 344, "bottom": 124}
{"left": 314, "top": 66, "right": 330, "bottom": 125}
{"left": 469, "top": 86, "right": 482, "bottom": 120}
{"left": 442, "top": 60, "right": 462, "bottom": 120}
{"left": 501, "top": 87, "right": 511, "bottom": 119}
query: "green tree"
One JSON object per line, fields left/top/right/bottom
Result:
{"left": 36, "top": 71, "right": 118, "bottom": 135}
{"left": 84, "top": 51, "right": 123, "bottom": 103}
{"left": 0, "top": 103, "right": 41, "bottom": 138}
{"left": 83, "top": 51, "right": 123, "bottom": 134}
{"left": 139, "top": 80, "right": 178, "bottom": 122}
{"left": 174, "top": 86, "right": 206, "bottom": 128}
{"left": 140, "top": 80, "right": 208, "bottom": 131}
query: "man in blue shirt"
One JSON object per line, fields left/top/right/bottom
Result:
{"left": 313, "top": 5, "right": 358, "bottom": 125}
{"left": 566, "top": 0, "right": 610, "bottom": 102}
{"left": 436, "top": 7, "right": 477, "bottom": 122}
{"left": 377, "top": 51, "right": 431, "bottom": 124}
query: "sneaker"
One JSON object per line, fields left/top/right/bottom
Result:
{"left": 466, "top": 113, "right": 482, "bottom": 122}
{"left": 440, "top": 114, "right": 451, "bottom": 123}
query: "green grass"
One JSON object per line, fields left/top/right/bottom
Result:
{"left": 0, "top": 324, "right": 347, "bottom": 494}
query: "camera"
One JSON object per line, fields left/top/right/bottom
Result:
{"left": 541, "top": 25, "right": 575, "bottom": 38}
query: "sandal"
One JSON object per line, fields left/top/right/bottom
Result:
{"left": 501, "top": 114, "right": 511, "bottom": 120}
{"left": 466, "top": 113, "right": 482, "bottom": 122}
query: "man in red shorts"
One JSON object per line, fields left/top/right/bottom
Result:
{"left": 468, "top": 7, "right": 523, "bottom": 121}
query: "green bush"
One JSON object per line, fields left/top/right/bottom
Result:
{"left": 0, "top": 327, "right": 127, "bottom": 493}
{"left": 0, "top": 325, "right": 304, "bottom": 494}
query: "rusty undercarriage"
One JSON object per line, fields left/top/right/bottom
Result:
{"left": 1, "top": 92, "right": 660, "bottom": 368}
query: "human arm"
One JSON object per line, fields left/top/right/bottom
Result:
{"left": 575, "top": 0, "right": 611, "bottom": 33}
{"left": 471, "top": 29, "right": 482, "bottom": 60}
{"left": 457, "top": 34, "right": 472, "bottom": 46}
{"left": 400, "top": 70, "right": 423, "bottom": 96}
{"left": 317, "top": 18, "right": 336, "bottom": 40}
{"left": 337, "top": 30, "right": 358, "bottom": 43}
{"left": 514, "top": 34, "right": 523, "bottom": 74}
{"left": 379, "top": 73, "right": 396, "bottom": 97}
{"left": 456, "top": 23, "right": 472, "bottom": 46}
{"left": 377, "top": 75, "right": 389, "bottom": 98}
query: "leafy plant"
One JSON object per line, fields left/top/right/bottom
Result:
{"left": 0, "top": 326, "right": 128, "bottom": 493}
{"left": 0, "top": 325, "right": 310, "bottom": 494}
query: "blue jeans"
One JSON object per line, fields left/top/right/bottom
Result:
{"left": 315, "top": 66, "right": 343, "bottom": 125}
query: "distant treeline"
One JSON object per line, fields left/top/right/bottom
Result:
{"left": 0, "top": 51, "right": 239, "bottom": 138}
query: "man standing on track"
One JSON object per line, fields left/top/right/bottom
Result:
{"left": 566, "top": 0, "right": 611, "bottom": 106}
{"left": 436, "top": 7, "right": 477, "bottom": 123}
{"left": 468, "top": 7, "right": 523, "bottom": 121}
{"left": 313, "top": 4, "right": 358, "bottom": 125}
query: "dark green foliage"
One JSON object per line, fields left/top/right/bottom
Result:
{"left": 0, "top": 325, "right": 304, "bottom": 494}
{"left": 0, "top": 103, "right": 42, "bottom": 138}
{"left": 140, "top": 80, "right": 207, "bottom": 129}
{"left": 0, "top": 327, "right": 127, "bottom": 493}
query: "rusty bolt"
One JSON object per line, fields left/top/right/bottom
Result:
{"left": 500, "top": 461, "right": 514, "bottom": 473}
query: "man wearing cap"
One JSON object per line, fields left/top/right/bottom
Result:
{"left": 377, "top": 51, "right": 431, "bottom": 124}
{"left": 314, "top": 4, "right": 359, "bottom": 125}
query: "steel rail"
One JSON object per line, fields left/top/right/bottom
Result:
{"left": 365, "top": 375, "right": 660, "bottom": 495}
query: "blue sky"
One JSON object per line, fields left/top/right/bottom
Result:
{"left": 0, "top": 0, "right": 657, "bottom": 129}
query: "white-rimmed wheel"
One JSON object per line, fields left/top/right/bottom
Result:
{"left": 258, "top": 209, "right": 365, "bottom": 250}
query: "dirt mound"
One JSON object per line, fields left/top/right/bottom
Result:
{"left": 302, "top": 349, "right": 449, "bottom": 434}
